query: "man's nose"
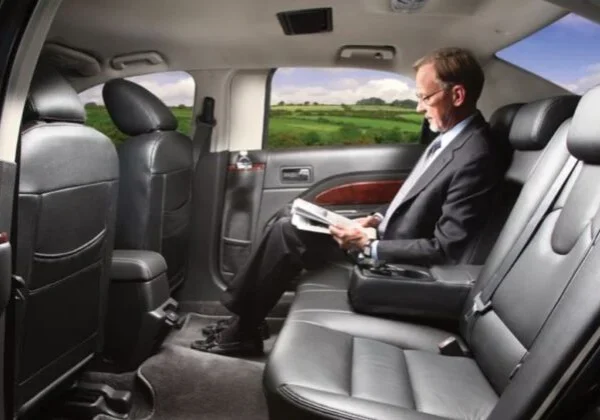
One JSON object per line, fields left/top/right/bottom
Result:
{"left": 416, "top": 101, "right": 425, "bottom": 113}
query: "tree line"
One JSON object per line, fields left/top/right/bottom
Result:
{"left": 275, "top": 97, "right": 417, "bottom": 108}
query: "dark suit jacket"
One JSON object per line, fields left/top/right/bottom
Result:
{"left": 376, "top": 112, "right": 505, "bottom": 266}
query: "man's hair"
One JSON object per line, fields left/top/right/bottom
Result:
{"left": 413, "top": 47, "right": 484, "bottom": 107}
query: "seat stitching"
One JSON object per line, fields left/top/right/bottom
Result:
{"left": 278, "top": 384, "right": 377, "bottom": 420}
{"left": 402, "top": 350, "right": 418, "bottom": 411}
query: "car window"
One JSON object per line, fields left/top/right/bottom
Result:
{"left": 264, "top": 67, "right": 421, "bottom": 149}
{"left": 497, "top": 13, "right": 600, "bottom": 94}
{"left": 79, "top": 71, "right": 195, "bottom": 145}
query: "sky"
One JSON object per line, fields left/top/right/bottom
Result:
{"left": 79, "top": 13, "right": 600, "bottom": 106}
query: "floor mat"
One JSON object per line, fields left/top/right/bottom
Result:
{"left": 137, "top": 344, "right": 268, "bottom": 420}
{"left": 165, "top": 313, "right": 279, "bottom": 363}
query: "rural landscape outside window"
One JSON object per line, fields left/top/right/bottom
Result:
{"left": 265, "top": 68, "right": 421, "bottom": 149}
{"left": 78, "top": 71, "right": 195, "bottom": 145}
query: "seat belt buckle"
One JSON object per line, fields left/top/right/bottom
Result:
{"left": 464, "top": 292, "right": 492, "bottom": 322}
{"left": 438, "top": 336, "right": 470, "bottom": 357}
{"left": 12, "top": 274, "right": 26, "bottom": 300}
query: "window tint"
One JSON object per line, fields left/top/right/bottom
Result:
{"left": 497, "top": 13, "right": 600, "bottom": 94}
{"left": 78, "top": 71, "right": 195, "bottom": 145}
{"left": 265, "top": 68, "right": 421, "bottom": 149}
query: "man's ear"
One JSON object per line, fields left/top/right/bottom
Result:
{"left": 451, "top": 85, "right": 466, "bottom": 107}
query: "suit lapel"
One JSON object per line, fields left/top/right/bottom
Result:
{"left": 397, "top": 113, "right": 485, "bottom": 207}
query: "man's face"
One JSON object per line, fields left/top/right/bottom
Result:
{"left": 415, "top": 63, "right": 454, "bottom": 133}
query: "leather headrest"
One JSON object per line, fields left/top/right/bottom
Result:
{"left": 102, "top": 78, "right": 177, "bottom": 136}
{"left": 567, "top": 85, "right": 600, "bottom": 164}
{"left": 24, "top": 64, "right": 85, "bottom": 124}
{"left": 508, "top": 95, "right": 580, "bottom": 151}
{"left": 489, "top": 103, "right": 523, "bottom": 141}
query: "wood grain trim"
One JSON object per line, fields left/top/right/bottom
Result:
{"left": 314, "top": 180, "right": 403, "bottom": 206}
{"left": 227, "top": 163, "right": 266, "bottom": 172}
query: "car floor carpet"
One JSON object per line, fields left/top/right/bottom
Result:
{"left": 135, "top": 344, "right": 268, "bottom": 420}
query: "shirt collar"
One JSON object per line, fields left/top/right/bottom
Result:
{"left": 438, "top": 113, "right": 476, "bottom": 150}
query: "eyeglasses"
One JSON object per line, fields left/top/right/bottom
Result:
{"left": 415, "top": 88, "right": 446, "bottom": 105}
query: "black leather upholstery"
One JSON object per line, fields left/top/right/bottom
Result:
{"left": 265, "top": 95, "right": 592, "bottom": 419}
{"left": 347, "top": 265, "right": 471, "bottom": 320}
{"left": 103, "top": 79, "right": 193, "bottom": 290}
{"left": 508, "top": 95, "right": 580, "bottom": 150}
{"left": 15, "top": 66, "right": 118, "bottom": 414}
{"left": 103, "top": 78, "right": 177, "bottom": 136}
{"left": 567, "top": 85, "right": 600, "bottom": 163}
{"left": 24, "top": 64, "right": 86, "bottom": 124}
{"left": 110, "top": 250, "right": 167, "bottom": 281}
{"left": 489, "top": 103, "right": 524, "bottom": 142}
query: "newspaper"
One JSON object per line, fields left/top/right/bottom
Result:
{"left": 290, "top": 198, "right": 377, "bottom": 239}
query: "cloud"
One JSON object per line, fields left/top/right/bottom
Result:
{"left": 271, "top": 77, "right": 415, "bottom": 104}
{"left": 78, "top": 73, "right": 196, "bottom": 106}
{"left": 564, "top": 62, "right": 600, "bottom": 94}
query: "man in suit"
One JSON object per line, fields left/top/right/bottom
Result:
{"left": 192, "top": 47, "right": 505, "bottom": 356}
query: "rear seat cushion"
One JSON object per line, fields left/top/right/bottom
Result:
{"left": 295, "top": 262, "right": 353, "bottom": 293}
{"left": 265, "top": 322, "right": 497, "bottom": 420}
{"left": 288, "top": 310, "right": 461, "bottom": 352}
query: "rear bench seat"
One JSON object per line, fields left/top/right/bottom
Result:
{"left": 292, "top": 95, "right": 579, "bottom": 318}
{"left": 263, "top": 90, "right": 597, "bottom": 420}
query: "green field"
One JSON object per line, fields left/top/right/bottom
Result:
{"left": 267, "top": 104, "right": 422, "bottom": 148}
{"left": 84, "top": 103, "right": 423, "bottom": 149}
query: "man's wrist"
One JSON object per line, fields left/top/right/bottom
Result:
{"left": 363, "top": 239, "right": 378, "bottom": 261}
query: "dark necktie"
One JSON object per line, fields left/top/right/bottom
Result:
{"left": 426, "top": 138, "right": 442, "bottom": 159}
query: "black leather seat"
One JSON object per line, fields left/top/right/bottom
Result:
{"left": 264, "top": 91, "right": 594, "bottom": 419}
{"left": 14, "top": 65, "right": 119, "bottom": 415}
{"left": 102, "top": 79, "right": 193, "bottom": 291}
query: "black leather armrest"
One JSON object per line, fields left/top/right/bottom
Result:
{"left": 348, "top": 264, "right": 474, "bottom": 321}
{"left": 110, "top": 250, "right": 167, "bottom": 282}
{"left": 430, "top": 264, "right": 482, "bottom": 284}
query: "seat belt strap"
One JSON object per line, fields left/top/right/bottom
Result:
{"left": 465, "top": 155, "right": 579, "bottom": 326}
{"left": 192, "top": 96, "right": 216, "bottom": 169}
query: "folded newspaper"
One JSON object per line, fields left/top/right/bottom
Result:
{"left": 290, "top": 198, "right": 377, "bottom": 239}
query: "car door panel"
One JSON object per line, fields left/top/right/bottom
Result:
{"left": 220, "top": 144, "right": 424, "bottom": 283}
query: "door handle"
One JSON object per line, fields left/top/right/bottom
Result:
{"left": 281, "top": 167, "right": 312, "bottom": 182}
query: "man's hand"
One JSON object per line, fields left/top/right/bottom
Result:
{"left": 355, "top": 215, "right": 381, "bottom": 228}
{"left": 329, "top": 224, "right": 370, "bottom": 250}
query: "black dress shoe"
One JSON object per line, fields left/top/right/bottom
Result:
{"left": 203, "top": 319, "right": 271, "bottom": 340}
{"left": 191, "top": 333, "right": 263, "bottom": 356}
{"left": 201, "top": 319, "right": 231, "bottom": 336}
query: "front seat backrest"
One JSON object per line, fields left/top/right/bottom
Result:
{"left": 102, "top": 79, "right": 193, "bottom": 291}
{"left": 15, "top": 65, "right": 119, "bottom": 415}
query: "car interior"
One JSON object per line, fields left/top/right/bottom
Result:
{"left": 1, "top": 0, "right": 600, "bottom": 419}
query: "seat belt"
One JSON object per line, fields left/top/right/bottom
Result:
{"left": 192, "top": 96, "right": 216, "bottom": 169}
{"left": 464, "top": 155, "right": 579, "bottom": 335}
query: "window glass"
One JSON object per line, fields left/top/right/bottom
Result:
{"left": 78, "top": 71, "right": 195, "bottom": 145}
{"left": 265, "top": 68, "right": 421, "bottom": 149}
{"left": 497, "top": 13, "right": 600, "bottom": 94}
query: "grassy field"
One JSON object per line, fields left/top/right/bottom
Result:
{"left": 267, "top": 104, "right": 422, "bottom": 148}
{"left": 84, "top": 104, "right": 422, "bottom": 149}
